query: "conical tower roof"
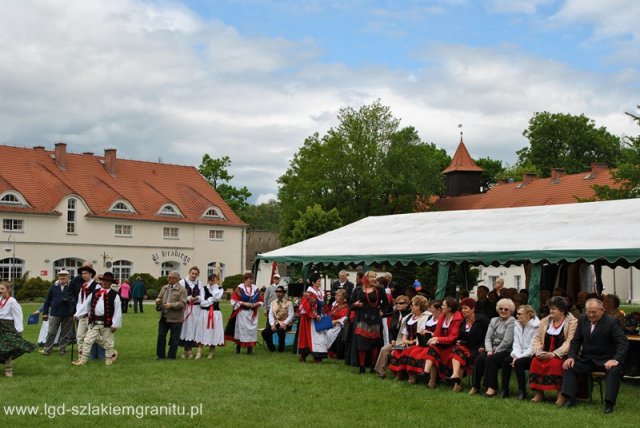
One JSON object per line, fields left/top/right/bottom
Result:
{"left": 442, "top": 138, "right": 484, "bottom": 174}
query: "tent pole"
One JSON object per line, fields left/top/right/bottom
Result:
{"left": 435, "top": 262, "right": 449, "bottom": 300}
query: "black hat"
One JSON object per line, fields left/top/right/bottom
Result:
{"left": 98, "top": 272, "right": 116, "bottom": 283}
{"left": 275, "top": 285, "right": 286, "bottom": 293}
{"left": 78, "top": 266, "right": 96, "bottom": 276}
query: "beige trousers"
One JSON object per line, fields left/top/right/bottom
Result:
{"left": 76, "top": 317, "right": 89, "bottom": 352}
{"left": 80, "top": 323, "right": 116, "bottom": 364}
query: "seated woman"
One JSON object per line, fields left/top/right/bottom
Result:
{"left": 388, "top": 295, "right": 431, "bottom": 383}
{"left": 471, "top": 298, "right": 515, "bottom": 397}
{"left": 423, "top": 297, "right": 463, "bottom": 389}
{"left": 502, "top": 304, "right": 539, "bottom": 400}
{"left": 326, "top": 289, "right": 350, "bottom": 359}
{"left": 374, "top": 295, "right": 411, "bottom": 378}
{"left": 529, "top": 296, "right": 577, "bottom": 404}
{"left": 449, "top": 298, "right": 489, "bottom": 393}
{"left": 603, "top": 294, "right": 625, "bottom": 328}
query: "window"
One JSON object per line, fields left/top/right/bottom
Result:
{"left": 488, "top": 276, "right": 498, "bottom": 288}
{"left": 115, "top": 224, "right": 132, "bottom": 237}
{"left": 207, "top": 261, "right": 225, "bottom": 280}
{"left": 67, "top": 198, "right": 76, "bottom": 233}
{"left": 157, "top": 204, "right": 181, "bottom": 216}
{"left": 161, "top": 261, "right": 179, "bottom": 277}
{"left": 112, "top": 260, "right": 132, "bottom": 282}
{"left": 0, "top": 258, "right": 24, "bottom": 282}
{"left": 203, "top": 207, "right": 224, "bottom": 219}
{"left": 514, "top": 275, "right": 521, "bottom": 290}
{"left": 2, "top": 219, "right": 24, "bottom": 232}
{"left": 110, "top": 201, "right": 134, "bottom": 213}
{"left": 209, "top": 229, "right": 224, "bottom": 240}
{"left": 163, "top": 227, "right": 179, "bottom": 239}
{"left": 53, "top": 258, "right": 83, "bottom": 278}
{"left": 0, "top": 192, "right": 28, "bottom": 207}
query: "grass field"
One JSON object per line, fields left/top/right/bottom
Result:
{"left": 2, "top": 302, "right": 639, "bottom": 428}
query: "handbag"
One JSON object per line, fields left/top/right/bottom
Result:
{"left": 314, "top": 315, "right": 333, "bottom": 332}
{"left": 28, "top": 313, "right": 40, "bottom": 325}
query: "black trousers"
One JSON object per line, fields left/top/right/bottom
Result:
{"left": 482, "top": 350, "right": 512, "bottom": 390}
{"left": 502, "top": 356, "right": 533, "bottom": 392}
{"left": 561, "top": 360, "right": 623, "bottom": 405}
{"left": 157, "top": 318, "right": 182, "bottom": 359}
{"left": 133, "top": 298, "right": 144, "bottom": 313}
{"left": 262, "top": 324, "right": 287, "bottom": 352}
{"left": 472, "top": 352, "right": 488, "bottom": 389}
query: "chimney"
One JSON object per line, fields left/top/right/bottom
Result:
{"left": 54, "top": 142, "right": 67, "bottom": 170}
{"left": 590, "top": 162, "right": 609, "bottom": 176}
{"left": 104, "top": 148, "right": 117, "bottom": 176}
{"left": 522, "top": 173, "right": 537, "bottom": 185}
{"left": 550, "top": 168, "right": 565, "bottom": 181}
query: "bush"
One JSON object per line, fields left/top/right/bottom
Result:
{"left": 222, "top": 274, "right": 243, "bottom": 290}
{"left": 127, "top": 272, "right": 157, "bottom": 299}
{"left": 15, "top": 274, "right": 51, "bottom": 301}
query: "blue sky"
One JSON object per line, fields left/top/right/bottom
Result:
{"left": 1, "top": 0, "right": 638, "bottom": 203}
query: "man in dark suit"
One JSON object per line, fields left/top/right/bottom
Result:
{"left": 561, "top": 298, "right": 629, "bottom": 413}
{"left": 330, "top": 270, "right": 354, "bottom": 302}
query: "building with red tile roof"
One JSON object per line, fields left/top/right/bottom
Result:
{"left": 1, "top": 143, "right": 247, "bottom": 281}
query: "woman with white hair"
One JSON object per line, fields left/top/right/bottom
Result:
{"left": 501, "top": 304, "right": 539, "bottom": 400}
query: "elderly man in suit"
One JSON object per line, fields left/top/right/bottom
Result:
{"left": 155, "top": 271, "right": 188, "bottom": 360}
{"left": 561, "top": 298, "right": 629, "bottom": 413}
{"left": 330, "top": 270, "right": 354, "bottom": 302}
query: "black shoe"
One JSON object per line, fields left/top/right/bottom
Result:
{"left": 517, "top": 391, "right": 526, "bottom": 401}
{"left": 359, "top": 366, "right": 366, "bottom": 375}
{"left": 499, "top": 390, "right": 509, "bottom": 399}
{"left": 563, "top": 398, "right": 576, "bottom": 408}
{"left": 236, "top": 344, "right": 241, "bottom": 354}
{"left": 604, "top": 402, "right": 615, "bottom": 414}
{"left": 247, "top": 347, "right": 253, "bottom": 355}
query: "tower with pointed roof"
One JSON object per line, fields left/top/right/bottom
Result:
{"left": 442, "top": 132, "right": 484, "bottom": 197}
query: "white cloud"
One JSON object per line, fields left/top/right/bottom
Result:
{"left": 0, "top": 0, "right": 636, "bottom": 203}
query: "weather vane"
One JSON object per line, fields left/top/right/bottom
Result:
{"left": 458, "top": 123, "right": 463, "bottom": 137}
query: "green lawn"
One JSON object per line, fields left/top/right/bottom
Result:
{"left": 2, "top": 302, "right": 639, "bottom": 428}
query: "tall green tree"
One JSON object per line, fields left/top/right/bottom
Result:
{"left": 592, "top": 106, "right": 640, "bottom": 200}
{"left": 517, "top": 112, "right": 622, "bottom": 176}
{"left": 199, "top": 154, "right": 252, "bottom": 212}
{"left": 277, "top": 100, "right": 448, "bottom": 244}
{"left": 475, "top": 157, "right": 505, "bottom": 192}
{"left": 239, "top": 199, "right": 281, "bottom": 230}
{"left": 288, "top": 204, "right": 343, "bottom": 245}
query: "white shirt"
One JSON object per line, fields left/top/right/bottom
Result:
{"left": 0, "top": 297, "right": 24, "bottom": 333}
{"left": 74, "top": 288, "right": 122, "bottom": 328}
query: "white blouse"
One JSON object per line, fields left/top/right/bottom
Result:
{"left": 0, "top": 297, "right": 24, "bottom": 333}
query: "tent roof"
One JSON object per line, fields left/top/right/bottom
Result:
{"left": 258, "top": 199, "right": 640, "bottom": 267}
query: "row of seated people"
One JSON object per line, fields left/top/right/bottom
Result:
{"left": 377, "top": 295, "right": 629, "bottom": 413}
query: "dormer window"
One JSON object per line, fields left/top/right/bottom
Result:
{"left": 0, "top": 191, "right": 29, "bottom": 207}
{"left": 157, "top": 204, "right": 182, "bottom": 217}
{"left": 203, "top": 206, "right": 225, "bottom": 219}
{"left": 109, "top": 200, "right": 135, "bottom": 213}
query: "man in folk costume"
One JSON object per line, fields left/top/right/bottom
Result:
{"left": 194, "top": 273, "right": 225, "bottom": 359}
{"left": 72, "top": 272, "right": 122, "bottom": 366}
{"left": 225, "top": 272, "right": 263, "bottom": 354}
{"left": 261, "top": 285, "right": 294, "bottom": 352}
{"left": 73, "top": 265, "right": 100, "bottom": 357}
{"left": 179, "top": 266, "right": 203, "bottom": 359}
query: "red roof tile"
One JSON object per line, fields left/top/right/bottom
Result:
{"left": 434, "top": 168, "right": 618, "bottom": 211}
{"left": 0, "top": 144, "right": 246, "bottom": 226}
{"left": 442, "top": 139, "right": 485, "bottom": 174}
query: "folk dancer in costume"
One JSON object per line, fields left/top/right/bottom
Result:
{"left": 73, "top": 265, "right": 100, "bottom": 357}
{"left": 262, "top": 285, "right": 294, "bottom": 352}
{"left": 325, "top": 289, "right": 349, "bottom": 359}
{"left": 297, "top": 272, "right": 329, "bottom": 363}
{"left": 195, "top": 274, "right": 225, "bottom": 359}
{"left": 225, "top": 272, "right": 263, "bottom": 355}
{"left": 0, "top": 282, "right": 37, "bottom": 377}
{"left": 179, "top": 266, "right": 203, "bottom": 359}
{"left": 72, "top": 272, "right": 122, "bottom": 366}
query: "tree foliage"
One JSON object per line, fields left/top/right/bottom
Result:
{"left": 239, "top": 199, "right": 281, "bottom": 230}
{"left": 517, "top": 112, "right": 622, "bottom": 176}
{"left": 278, "top": 100, "right": 449, "bottom": 244}
{"left": 287, "top": 204, "right": 343, "bottom": 246}
{"left": 475, "top": 157, "right": 505, "bottom": 192}
{"left": 592, "top": 106, "right": 640, "bottom": 200}
{"left": 198, "top": 154, "right": 252, "bottom": 212}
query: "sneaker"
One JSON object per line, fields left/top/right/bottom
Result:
{"left": 71, "top": 360, "right": 86, "bottom": 366}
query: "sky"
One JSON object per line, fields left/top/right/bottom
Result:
{"left": 1, "top": 0, "right": 638, "bottom": 204}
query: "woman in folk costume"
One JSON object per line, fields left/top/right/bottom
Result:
{"left": 0, "top": 282, "right": 37, "bottom": 377}
{"left": 225, "top": 272, "right": 263, "bottom": 354}
{"left": 179, "top": 266, "right": 203, "bottom": 359}
{"left": 326, "top": 289, "right": 350, "bottom": 359}
{"left": 195, "top": 273, "right": 225, "bottom": 359}
{"left": 298, "top": 272, "right": 329, "bottom": 363}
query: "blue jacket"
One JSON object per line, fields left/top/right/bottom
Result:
{"left": 43, "top": 283, "right": 75, "bottom": 317}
